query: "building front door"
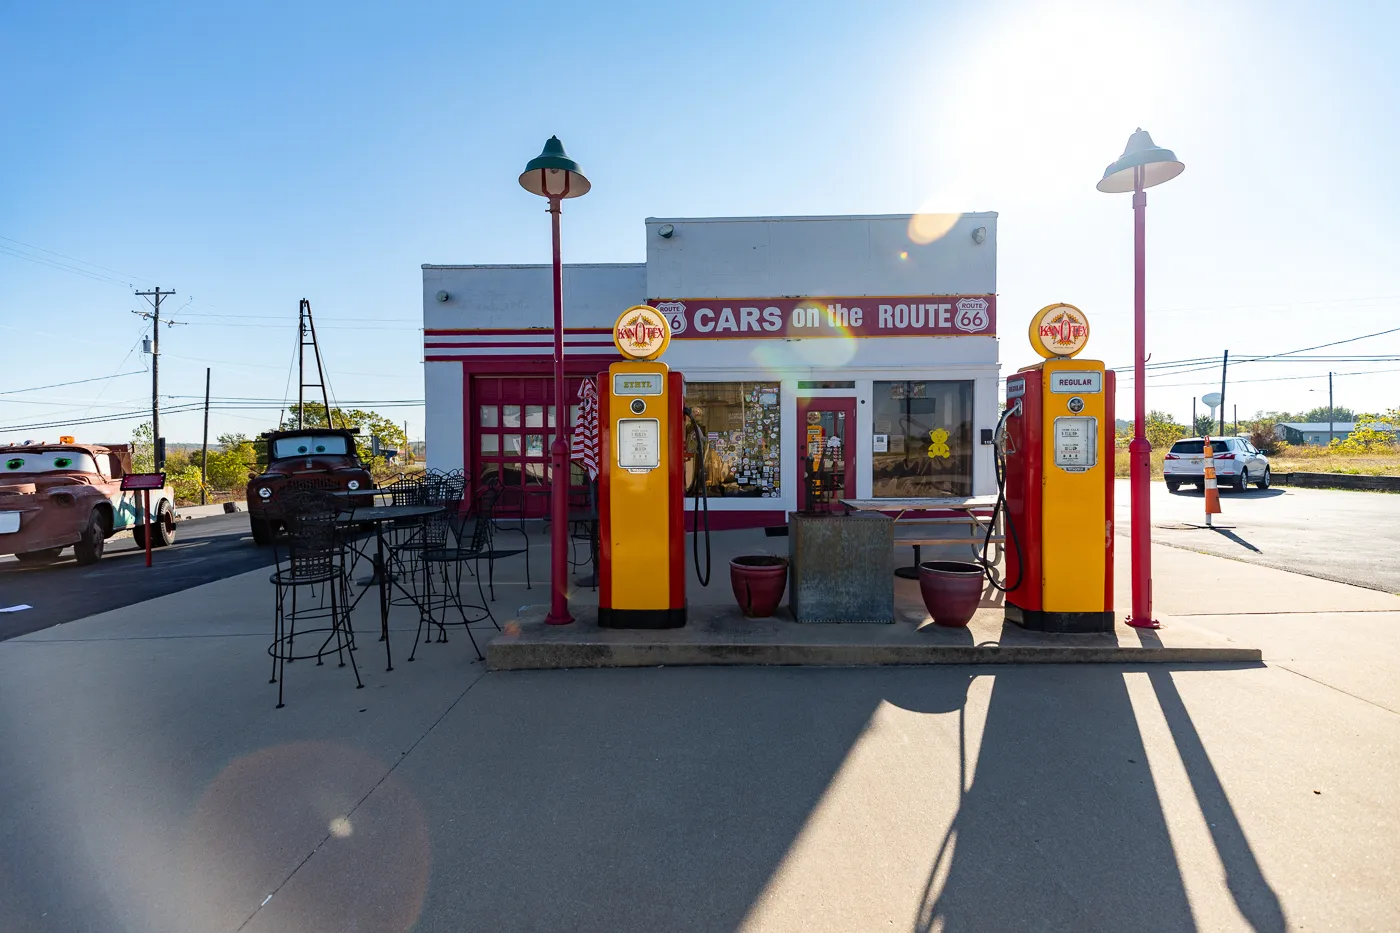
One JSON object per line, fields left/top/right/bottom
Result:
{"left": 796, "top": 397, "right": 856, "bottom": 513}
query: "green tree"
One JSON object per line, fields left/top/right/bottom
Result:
{"left": 1333, "top": 407, "right": 1400, "bottom": 453}
{"left": 131, "top": 422, "right": 154, "bottom": 473}
{"left": 1192, "top": 414, "right": 1216, "bottom": 437}
{"left": 1299, "top": 405, "right": 1356, "bottom": 424}
{"left": 167, "top": 464, "right": 208, "bottom": 503}
{"left": 1144, "top": 410, "right": 1187, "bottom": 450}
{"left": 205, "top": 433, "right": 258, "bottom": 490}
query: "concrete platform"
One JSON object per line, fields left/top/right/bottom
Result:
{"left": 487, "top": 603, "right": 1261, "bottom": 670}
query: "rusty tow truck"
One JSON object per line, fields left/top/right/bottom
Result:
{"left": 245, "top": 428, "right": 372, "bottom": 545}
{"left": 0, "top": 440, "right": 177, "bottom": 565}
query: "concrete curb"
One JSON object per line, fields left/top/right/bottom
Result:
{"left": 1276, "top": 472, "right": 1400, "bottom": 493}
{"left": 176, "top": 501, "right": 246, "bottom": 520}
{"left": 487, "top": 641, "right": 1262, "bottom": 670}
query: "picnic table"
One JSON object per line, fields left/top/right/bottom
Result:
{"left": 838, "top": 496, "right": 1003, "bottom": 578}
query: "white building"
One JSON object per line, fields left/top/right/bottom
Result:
{"left": 423, "top": 213, "right": 1000, "bottom": 527}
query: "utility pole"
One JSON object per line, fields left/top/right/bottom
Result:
{"left": 1192, "top": 397, "right": 1197, "bottom": 435}
{"left": 1328, "top": 371, "right": 1334, "bottom": 446}
{"left": 134, "top": 287, "right": 176, "bottom": 468}
{"left": 1233, "top": 404, "right": 1238, "bottom": 436}
{"left": 201, "top": 368, "right": 211, "bottom": 505}
{"left": 1217, "top": 350, "right": 1229, "bottom": 436}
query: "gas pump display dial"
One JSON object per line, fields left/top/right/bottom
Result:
{"left": 1067, "top": 396, "right": 1085, "bottom": 413}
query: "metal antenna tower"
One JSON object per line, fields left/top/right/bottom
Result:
{"left": 297, "top": 299, "right": 336, "bottom": 429}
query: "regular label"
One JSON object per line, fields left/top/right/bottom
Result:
{"left": 1006, "top": 377, "right": 1026, "bottom": 399}
{"left": 1050, "top": 371, "right": 1102, "bottom": 394}
{"left": 1054, "top": 416, "right": 1098, "bottom": 471}
{"left": 617, "top": 419, "right": 660, "bottom": 471}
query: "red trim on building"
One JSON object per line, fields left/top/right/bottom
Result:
{"left": 424, "top": 327, "right": 612, "bottom": 336}
{"left": 461, "top": 363, "right": 472, "bottom": 492}
{"left": 682, "top": 509, "right": 786, "bottom": 531}
{"left": 425, "top": 340, "right": 618, "bottom": 349}
{"left": 424, "top": 355, "right": 617, "bottom": 370}
{"left": 1104, "top": 369, "right": 1116, "bottom": 613}
{"left": 667, "top": 371, "right": 685, "bottom": 608}
{"left": 597, "top": 370, "right": 612, "bottom": 609}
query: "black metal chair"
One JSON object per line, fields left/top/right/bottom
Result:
{"left": 480, "top": 479, "right": 532, "bottom": 595}
{"left": 472, "top": 482, "right": 532, "bottom": 601}
{"left": 411, "top": 495, "right": 495, "bottom": 661}
{"left": 268, "top": 490, "right": 363, "bottom": 708}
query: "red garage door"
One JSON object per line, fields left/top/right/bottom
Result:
{"left": 473, "top": 376, "right": 589, "bottom": 518}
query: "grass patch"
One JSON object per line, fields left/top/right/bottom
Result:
{"left": 1113, "top": 446, "right": 1400, "bottom": 479}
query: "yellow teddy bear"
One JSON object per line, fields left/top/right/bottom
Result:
{"left": 927, "top": 428, "right": 951, "bottom": 459}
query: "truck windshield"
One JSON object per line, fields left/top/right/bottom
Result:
{"left": 272, "top": 435, "right": 350, "bottom": 458}
{"left": 1169, "top": 440, "right": 1230, "bottom": 455}
{"left": 2, "top": 451, "right": 100, "bottom": 474}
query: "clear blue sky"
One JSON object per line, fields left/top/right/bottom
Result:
{"left": 3, "top": 0, "right": 1398, "bottom": 445}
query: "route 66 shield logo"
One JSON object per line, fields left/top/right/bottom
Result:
{"left": 654, "top": 301, "right": 688, "bottom": 335}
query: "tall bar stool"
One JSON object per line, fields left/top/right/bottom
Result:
{"left": 268, "top": 490, "right": 363, "bottom": 708}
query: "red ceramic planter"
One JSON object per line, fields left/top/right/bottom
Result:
{"left": 918, "top": 561, "right": 985, "bottom": 628}
{"left": 730, "top": 556, "right": 789, "bottom": 618}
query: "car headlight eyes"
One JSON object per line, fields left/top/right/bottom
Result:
{"left": 347, "top": 480, "right": 360, "bottom": 490}
{"left": 258, "top": 487, "right": 273, "bottom": 499}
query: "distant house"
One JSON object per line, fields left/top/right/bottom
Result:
{"left": 1275, "top": 422, "right": 1398, "bottom": 446}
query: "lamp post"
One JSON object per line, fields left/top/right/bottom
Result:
{"left": 519, "top": 136, "right": 591, "bottom": 626}
{"left": 1097, "top": 128, "right": 1184, "bottom": 630}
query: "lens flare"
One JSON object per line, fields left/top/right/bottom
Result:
{"left": 898, "top": 251, "right": 909, "bottom": 261}
{"left": 907, "top": 212, "right": 961, "bottom": 245}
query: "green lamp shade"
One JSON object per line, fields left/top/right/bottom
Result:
{"left": 519, "top": 136, "right": 591, "bottom": 198}
{"left": 1097, "top": 128, "right": 1184, "bottom": 193}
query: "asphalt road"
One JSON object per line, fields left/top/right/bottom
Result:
{"left": 0, "top": 512, "right": 273, "bottom": 641}
{"left": 1115, "top": 478, "right": 1400, "bottom": 595}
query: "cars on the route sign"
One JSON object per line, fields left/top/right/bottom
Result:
{"left": 1163, "top": 436, "right": 1271, "bottom": 493}
{"left": 245, "top": 428, "right": 372, "bottom": 545}
{"left": 0, "top": 439, "right": 178, "bottom": 565}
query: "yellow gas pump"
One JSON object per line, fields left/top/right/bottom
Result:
{"left": 598, "top": 306, "right": 688, "bottom": 628}
{"left": 994, "top": 303, "right": 1116, "bottom": 632}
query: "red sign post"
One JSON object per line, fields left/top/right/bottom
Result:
{"left": 120, "top": 473, "right": 166, "bottom": 567}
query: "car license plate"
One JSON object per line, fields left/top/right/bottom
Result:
{"left": 0, "top": 512, "right": 19, "bottom": 534}
{"left": 1189, "top": 458, "right": 1203, "bottom": 468}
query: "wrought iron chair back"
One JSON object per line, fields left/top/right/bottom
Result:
{"left": 278, "top": 489, "right": 343, "bottom": 580}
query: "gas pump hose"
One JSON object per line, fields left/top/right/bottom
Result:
{"left": 980, "top": 404, "right": 1024, "bottom": 593}
{"left": 684, "top": 408, "right": 712, "bottom": 587}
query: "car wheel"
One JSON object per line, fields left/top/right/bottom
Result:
{"left": 14, "top": 548, "right": 63, "bottom": 564}
{"left": 250, "top": 516, "right": 274, "bottom": 546}
{"left": 134, "top": 500, "right": 177, "bottom": 548}
{"left": 1256, "top": 466, "right": 1271, "bottom": 489}
{"left": 1234, "top": 468, "right": 1249, "bottom": 491}
{"left": 1166, "top": 480, "right": 1181, "bottom": 493}
{"left": 73, "top": 509, "right": 109, "bottom": 565}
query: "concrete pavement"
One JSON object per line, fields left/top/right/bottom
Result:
{"left": 1116, "top": 478, "right": 1400, "bottom": 595}
{"left": 1, "top": 528, "right": 1398, "bottom": 932}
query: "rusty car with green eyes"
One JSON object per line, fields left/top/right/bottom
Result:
{"left": 0, "top": 441, "right": 177, "bottom": 565}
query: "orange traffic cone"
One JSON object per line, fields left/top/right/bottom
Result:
{"left": 1202, "top": 434, "right": 1222, "bottom": 527}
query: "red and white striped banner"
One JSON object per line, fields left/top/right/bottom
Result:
{"left": 570, "top": 379, "right": 600, "bottom": 480}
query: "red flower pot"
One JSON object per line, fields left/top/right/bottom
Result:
{"left": 730, "top": 556, "right": 789, "bottom": 618}
{"left": 918, "top": 561, "right": 985, "bottom": 628}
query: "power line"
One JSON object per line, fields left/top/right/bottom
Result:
{"left": 0, "top": 372, "right": 146, "bottom": 396}
{"left": 0, "top": 235, "right": 154, "bottom": 286}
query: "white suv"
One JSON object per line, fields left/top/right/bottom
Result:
{"left": 1163, "top": 437, "right": 1271, "bottom": 493}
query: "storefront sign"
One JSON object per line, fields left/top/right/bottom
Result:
{"left": 1029, "top": 303, "right": 1090, "bottom": 359}
{"left": 650, "top": 296, "right": 995, "bottom": 339}
{"left": 1005, "top": 376, "right": 1026, "bottom": 399}
{"left": 613, "top": 305, "right": 671, "bottom": 360}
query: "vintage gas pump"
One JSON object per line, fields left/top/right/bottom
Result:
{"left": 999, "top": 303, "right": 1116, "bottom": 633}
{"left": 598, "top": 305, "right": 689, "bottom": 628}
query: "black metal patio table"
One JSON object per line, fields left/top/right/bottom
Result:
{"left": 333, "top": 503, "right": 443, "bottom": 671}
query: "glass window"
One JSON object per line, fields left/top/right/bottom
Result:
{"left": 480, "top": 435, "right": 500, "bottom": 455}
{"left": 683, "top": 382, "right": 781, "bottom": 499}
{"left": 479, "top": 406, "right": 499, "bottom": 428}
{"left": 526, "top": 434, "right": 544, "bottom": 457}
{"left": 502, "top": 405, "right": 521, "bottom": 428}
{"left": 503, "top": 434, "right": 522, "bottom": 455}
{"left": 872, "top": 381, "right": 973, "bottom": 497}
{"left": 525, "top": 405, "right": 544, "bottom": 428}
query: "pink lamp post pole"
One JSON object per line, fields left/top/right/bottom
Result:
{"left": 519, "top": 136, "right": 591, "bottom": 626}
{"left": 1097, "top": 128, "right": 1184, "bottom": 630}
{"left": 1128, "top": 168, "right": 1154, "bottom": 627}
